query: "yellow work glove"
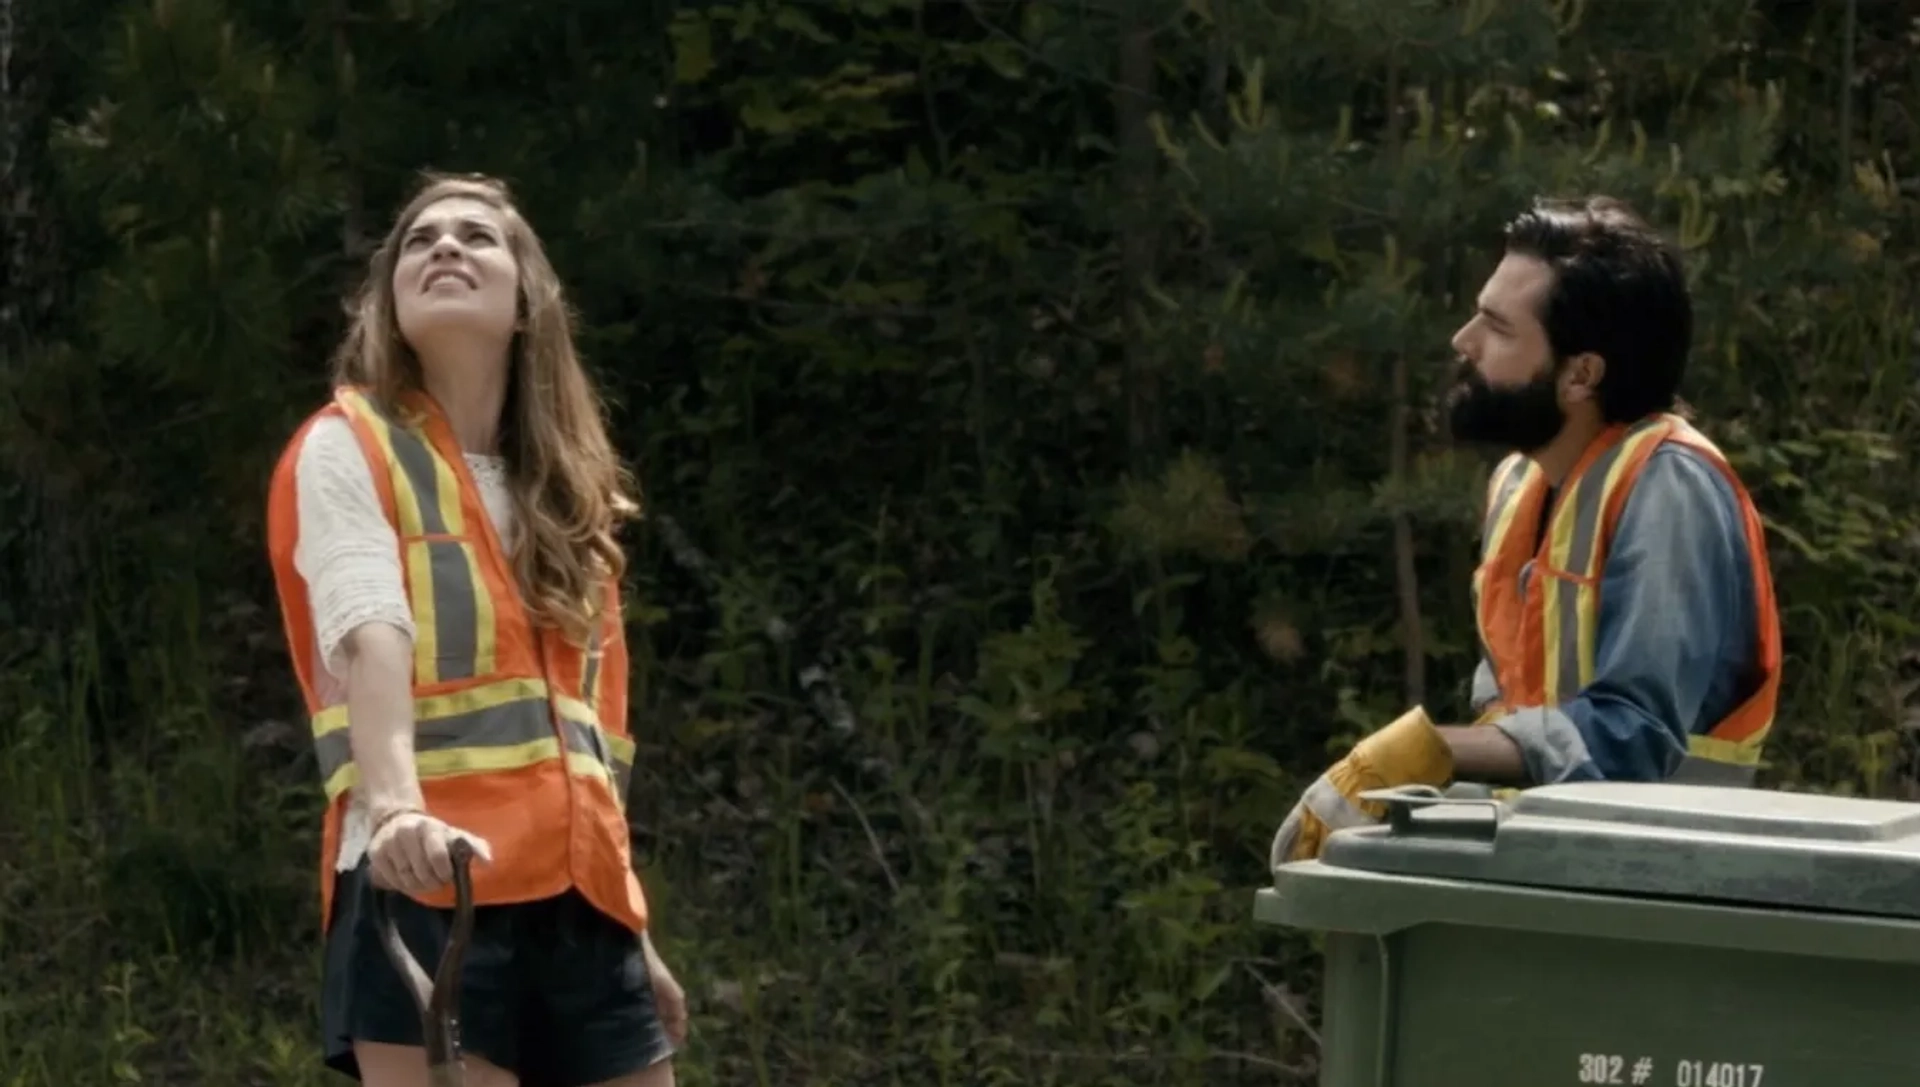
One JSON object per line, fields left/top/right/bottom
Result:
{"left": 1269, "top": 706, "right": 1455, "bottom": 869}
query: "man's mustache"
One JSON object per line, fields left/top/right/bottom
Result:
{"left": 1451, "top": 356, "right": 1483, "bottom": 388}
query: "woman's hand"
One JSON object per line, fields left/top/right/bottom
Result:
{"left": 644, "top": 936, "right": 689, "bottom": 1047}
{"left": 366, "top": 809, "right": 493, "bottom": 896}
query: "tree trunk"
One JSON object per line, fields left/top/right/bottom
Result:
{"left": 1383, "top": 58, "right": 1426, "bottom": 706}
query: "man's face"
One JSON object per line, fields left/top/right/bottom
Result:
{"left": 1444, "top": 253, "right": 1565, "bottom": 453}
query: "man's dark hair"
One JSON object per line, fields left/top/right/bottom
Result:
{"left": 1502, "top": 196, "right": 1692, "bottom": 424}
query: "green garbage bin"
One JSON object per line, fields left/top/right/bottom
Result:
{"left": 1256, "top": 781, "right": 1920, "bottom": 1086}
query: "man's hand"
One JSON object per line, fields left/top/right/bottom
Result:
{"left": 645, "top": 935, "right": 689, "bottom": 1047}
{"left": 366, "top": 809, "right": 493, "bottom": 897}
{"left": 1270, "top": 706, "right": 1455, "bottom": 867}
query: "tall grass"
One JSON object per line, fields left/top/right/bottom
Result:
{"left": 2, "top": 557, "right": 1298, "bottom": 1086}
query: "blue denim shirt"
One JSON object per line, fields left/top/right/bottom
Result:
{"left": 1470, "top": 444, "right": 1760, "bottom": 783}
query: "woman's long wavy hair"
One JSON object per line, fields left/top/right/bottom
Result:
{"left": 330, "top": 172, "right": 640, "bottom": 646}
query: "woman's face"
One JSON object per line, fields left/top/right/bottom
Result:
{"left": 390, "top": 195, "right": 521, "bottom": 355}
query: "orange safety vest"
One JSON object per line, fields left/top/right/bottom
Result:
{"left": 265, "top": 385, "right": 648, "bottom": 935}
{"left": 1470, "top": 413, "right": 1782, "bottom": 784}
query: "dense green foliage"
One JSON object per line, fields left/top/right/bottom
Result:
{"left": 3, "top": 1, "right": 1917, "bottom": 1083}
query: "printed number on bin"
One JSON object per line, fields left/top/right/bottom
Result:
{"left": 1578, "top": 1054, "right": 1625, "bottom": 1084}
{"left": 1676, "top": 1060, "right": 1763, "bottom": 1087}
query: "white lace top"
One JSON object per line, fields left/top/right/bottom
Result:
{"left": 291, "top": 415, "right": 516, "bottom": 871}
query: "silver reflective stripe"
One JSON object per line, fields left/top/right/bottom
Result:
{"left": 424, "top": 538, "right": 480, "bottom": 680}
{"left": 1480, "top": 457, "right": 1532, "bottom": 557}
{"left": 353, "top": 395, "right": 487, "bottom": 686}
{"left": 560, "top": 711, "right": 630, "bottom": 800}
{"left": 611, "top": 749, "right": 632, "bottom": 802}
{"left": 314, "top": 697, "right": 633, "bottom": 802}
{"left": 1550, "top": 436, "right": 1632, "bottom": 696}
{"left": 314, "top": 696, "right": 557, "bottom": 790}
{"left": 1549, "top": 417, "right": 1675, "bottom": 698}
{"left": 386, "top": 421, "right": 451, "bottom": 535}
{"left": 1669, "top": 755, "right": 1758, "bottom": 788}
{"left": 1301, "top": 775, "right": 1377, "bottom": 831}
{"left": 575, "top": 625, "right": 624, "bottom": 800}
{"left": 1271, "top": 776, "right": 1378, "bottom": 870}
{"left": 1469, "top": 658, "right": 1501, "bottom": 715}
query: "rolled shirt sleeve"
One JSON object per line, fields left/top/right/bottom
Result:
{"left": 1486, "top": 444, "right": 1759, "bottom": 784}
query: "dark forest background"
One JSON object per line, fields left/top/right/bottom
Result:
{"left": 4, "top": 1, "right": 1919, "bottom": 1083}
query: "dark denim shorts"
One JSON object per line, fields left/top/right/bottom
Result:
{"left": 321, "top": 861, "right": 674, "bottom": 1086}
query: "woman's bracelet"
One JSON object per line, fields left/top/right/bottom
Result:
{"left": 369, "top": 804, "right": 427, "bottom": 839}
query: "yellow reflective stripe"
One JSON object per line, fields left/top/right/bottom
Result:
{"left": 384, "top": 420, "right": 453, "bottom": 536}
{"left": 605, "top": 731, "right": 635, "bottom": 766}
{"left": 566, "top": 751, "right": 620, "bottom": 786}
{"left": 1571, "top": 432, "right": 1642, "bottom": 683}
{"left": 312, "top": 676, "right": 550, "bottom": 738}
{"left": 325, "top": 736, "right": 565, "bottom": 801}
{"left": 467, "top": 545, "right": 498, "bottom": 676}
{"left": 1573, "top": 422, "right": 1671, "bottom": 581}
{"left": 310, "top": 683, "right": 618, "bottom": 742}
{"left": 317, "top": 738, "right": 633, "bottom": 805}
{"left": 1539, "top": 487, "right": 1579, "bottom": 704}
{"left": 573, "top": 622, "right": 624, "bottom": 802}
{"left": 314, "top": 685, "right": 631, "bottom": 802}
{"left": 551, "top": 693, "right": 614, "bottom": 736}
{"left": 554, "top": 693, "right": 633, "bottom": 807}
{"left": 429, "top": 452, "right": 464, "bottom": 536}
{"left": 1543, "top": 421, "right": 1672, "bottom": 701}
{"left": 319, "top": 696, "right": 558, "bottom": 800}
{"left": 406, "top": 540, "right": 442, "bottom": 685}
{"left": 340, "top": 391, "right": 429, "bottom": 538}
{"left": 422, "top": 539, "right": 483, "bottom": 681}
{"left": 1687, "top": 731, "right": 1766, "bottom": 767}
{"left": 1662, "top": 417, "right": 1774, "bottom": 774}
{"left": 1480, "top": 455, "right": 1531, "bottom": 559}
{"left": 337, "top": 389, "right": 494, "bottom": 684}
{"left": 1486, "top": 453, "right": 1524, "bottom": 509}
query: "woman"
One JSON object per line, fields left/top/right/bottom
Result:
{"left": 264, "top": 172, "right": 686, "bottom": 1087}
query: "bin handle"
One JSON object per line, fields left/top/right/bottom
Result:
{"left": 376, "top": 837, "right": 477, "bottom": 1087}
{"left": 1359, "top": 784, "right": 1507, "bottom": 841}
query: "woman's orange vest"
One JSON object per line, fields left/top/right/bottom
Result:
{"left": 1470, "top": 413, "right": 1782, "bottom": 782}
{"left": 265, "top": 385, "right": 649, "bottom": 935}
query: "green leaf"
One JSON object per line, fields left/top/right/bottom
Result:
{"left": 669, "top": 13, "right": 715, "bottom": 84}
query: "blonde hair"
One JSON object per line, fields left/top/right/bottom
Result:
{"left": 331, "top": 172, "right": 639, "bottom": 644}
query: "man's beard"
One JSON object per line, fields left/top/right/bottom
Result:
{"left": 1444, "top": 360, "right": 1566, "bottom": 453}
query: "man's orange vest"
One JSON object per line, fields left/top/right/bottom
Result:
{"left": 1470, "top": 412, "right": 1782, "bottom": 784}
{"left": 265, "top": 385, "right": 648, "bottom": 935}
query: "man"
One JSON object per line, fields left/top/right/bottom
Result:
{"left": 1272, "top": 196, "right": 1783, "bottom": 865}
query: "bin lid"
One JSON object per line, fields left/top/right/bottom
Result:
{"left": 1318, "top": 782, "right": 1920, "bottom": 920}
